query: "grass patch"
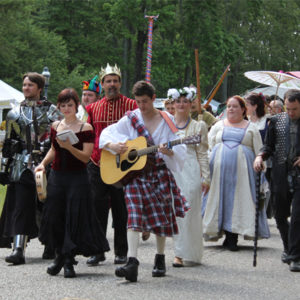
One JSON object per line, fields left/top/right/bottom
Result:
{"left": 0, "top": 185, "right": 7, "bottom": 216}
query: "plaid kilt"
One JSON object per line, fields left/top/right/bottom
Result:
{"left": 125, "top": 161, "right": 189, "bottom": 237}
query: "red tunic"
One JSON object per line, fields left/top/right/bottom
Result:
{"left": 86, "top": 94, "right": 137, "bottom": 165}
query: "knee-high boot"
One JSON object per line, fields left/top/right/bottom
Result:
{"left": 5, "top": 235, "right": 28, "bottom": 265}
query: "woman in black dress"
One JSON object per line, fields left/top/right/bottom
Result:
{"left": 35, "top": 88, "right": 109, "bottom": 278}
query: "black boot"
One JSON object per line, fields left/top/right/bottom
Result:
{"left": 5, "top": 248, "right": 25, "bottom": 265}
{"left": 152, "top": 254, "right": 166, "bottom": 277}
{"left": 5, "top": 235, "right": 27, "bottom": 265}
{"left": 47, "top": 251, "right": 65, "bottom": 276}
{"left": 86, "top": 253, "right": 106, "bottom": 266}
{"left": 64, "top": 256, "right": 76, "bottom": 278}
{"left": 223, "top": 231, "right": 239, "bottom": 251}
{"left": 115, "top": 257, "right": 139, "bottom": 282}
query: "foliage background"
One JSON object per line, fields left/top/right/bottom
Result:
{"left": 1, "top": 0, "right": 300, "bottom": 103}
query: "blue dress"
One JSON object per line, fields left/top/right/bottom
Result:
{"left": 203, "top": 121, "right": 270, "bottom": 241}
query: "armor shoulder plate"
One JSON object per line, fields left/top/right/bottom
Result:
{"left": 47, "top": 104, "right": 63, "bottom": 122}
{"left": 6, "top": 106, "right": 20, "bottom": 122}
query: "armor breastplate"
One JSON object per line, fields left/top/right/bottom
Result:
{"left": 274, "top": 112, "right": 289, "bottom": 165}
{"left": 3, "top": 99, "right": 61, "bottom": 182}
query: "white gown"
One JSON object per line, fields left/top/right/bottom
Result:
{"left": 172, "top": 120, "right": 210, "bottom": 264}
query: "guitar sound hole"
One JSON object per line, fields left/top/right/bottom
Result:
{"left": 128, "top": 150, "right": 138, "bottom": 161}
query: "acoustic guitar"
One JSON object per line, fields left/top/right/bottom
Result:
{"left": 100, "top": 134, "right": 201, "bottom": 185}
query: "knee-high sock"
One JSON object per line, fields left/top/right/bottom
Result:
{"left": 127, "top": 230, "right": 140, "bottom": 258}
{"left": 155, "top": 235, "right": 166, "bottom": 254}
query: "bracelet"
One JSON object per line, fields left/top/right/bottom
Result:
{"left": 167, "top": 141, "right": 173, "bottom": 150}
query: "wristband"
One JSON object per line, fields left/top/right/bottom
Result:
{"left": 167, "top": 142, "right": 173, "bottom": 150}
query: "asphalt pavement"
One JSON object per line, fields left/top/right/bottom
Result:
{"left": 0, "top": 217, "right": 299, "bottom": 300}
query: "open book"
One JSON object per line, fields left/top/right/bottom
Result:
{"left": 56, "top": 130, "right": 79, "bottom": 145}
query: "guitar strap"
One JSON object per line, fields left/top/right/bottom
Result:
{"left": 159, "top": 111, "right": 178, "bottom": 134}
{"left": 127, "top": 110, "right": 178, "bottom": 142}
{"left": 126, "top": 111, "right": 155, "bottom": 146}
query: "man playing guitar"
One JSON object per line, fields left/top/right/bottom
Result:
{"left": 99, "top": 80, "right": 189, "bottom": 282}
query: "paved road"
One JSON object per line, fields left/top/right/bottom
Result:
{"left": 0, "top": 218, "right": 299, "bottom": 300}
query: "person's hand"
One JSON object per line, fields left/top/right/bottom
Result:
{"left": 34, "top": 163, "right": 45, "bottom": 173}
{"left": 107, "top": 142, "right": 128, "bottom": 154}
{"left": 202, "top": 183, "right": 210, "bottom": 195}
{"left": 253, "top": 155, "right": 264, "bottom": 172}
{"left": 56, "top": 137, "right": 72, "bottom": 150}
{"left": 293, "top": 157, "right": 300, "bottom": 168}
{"left": 158, "top": 144, "right": 174, "bottom": 157}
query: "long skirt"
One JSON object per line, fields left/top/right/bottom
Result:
{"left": 2, "top": 170, "right": 38, "bottom": 239}
{"left": 39, "top": 169, "right": 109, "bottom": 256}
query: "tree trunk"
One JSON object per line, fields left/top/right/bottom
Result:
{"left": 134, "top": 30, "right": 147, "bottom": 83}
{"left": 121, "top": 38, "right": 129, "bottom": 95}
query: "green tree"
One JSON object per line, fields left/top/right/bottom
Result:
{"left": 0, "top": 0, "right": 69, "bottom": 102}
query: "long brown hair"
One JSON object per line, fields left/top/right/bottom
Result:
{"left": 245, "top": 93, "right": 266, "bottom": 118}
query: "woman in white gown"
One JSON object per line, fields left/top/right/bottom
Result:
{"left": 245, "top": 93, "right": 270, "bottom": 215}
{"left": 172, "top": 87, "right": 210, "bottom": 266}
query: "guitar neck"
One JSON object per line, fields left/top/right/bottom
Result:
{"left": 136, "top": 138, "right": 183, "bottom": 157}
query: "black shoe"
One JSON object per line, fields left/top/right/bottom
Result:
{"left": 223, "top": 232, "right": 239, "bottom": 252}
{"left": 281, "top": 251, "right": 289, "bottom": 264}
{"left": 86, "top": 253, "right": 106, "bottom": 266}
{"left": 115, "top": 257, "right": 139, "bottom": 282}
{"left": 114, "top": 255, "right": 127, "bottom": 264}
{"left": 289, "top": 260, "right": 300, "bottom": 272}
{"left": 152, "top": 254, "right": 166, "bottom": 277}
{"left": 47, "top": 255, "right": 65, "bottom": 276}
{"left": 172, "top": 256, "right": 184, "bottom": 268}
{"left": 223, "top": 242, "right": 239, "bottom": 252}
{"left": 63, "top": 256, "right": 77, "bottom": 278}
{"left": 5, "top": 248, "right": 25, "bottom": 265}
{"left": 42, "top": 245, "right": 55, "bottom": 260}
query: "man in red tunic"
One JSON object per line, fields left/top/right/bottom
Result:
{"left": 86, "top": 64, "right": 137, "bottom": 265}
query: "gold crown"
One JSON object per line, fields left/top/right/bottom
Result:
{"left": 99, "top": 63, "right": 121, "bottom": 82}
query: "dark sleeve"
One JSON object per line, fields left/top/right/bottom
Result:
{"left": 81, "top": 130, "right": 95, "bottom": 143}
{"left": 259, "top": 118, "right": 276, "bottom": 160}
{"left": 50, "top": 127, "right": 56, "bottom": 144}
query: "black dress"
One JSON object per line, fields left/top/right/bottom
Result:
{"left": 39, "top": 128, "right": 110, "bottom": 256}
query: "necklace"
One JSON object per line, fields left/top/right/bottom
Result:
{"left": 62, "top": 119, "right": 78, "bottom": 128}
{"left": 176, "top": 117, "right": 191, "bottom": 130}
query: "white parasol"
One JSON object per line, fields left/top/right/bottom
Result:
{"left": 244, "top": 71, "right": 300, "bottom": 96}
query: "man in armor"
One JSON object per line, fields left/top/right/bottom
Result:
{"left": 85, "top": 64, "right": 137, "bottom": 266}
{"left": 254, "top": 89, "right": 300, "bottom": 272}
{"left": 0, "top": 72, "right": 61, "bottom": 265}
{"left": 77, "top": 75, "right": 101, "bottom": 122}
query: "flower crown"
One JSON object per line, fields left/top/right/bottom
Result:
{"left": 178, "top": 87, "right": 195, "bottom": 101}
